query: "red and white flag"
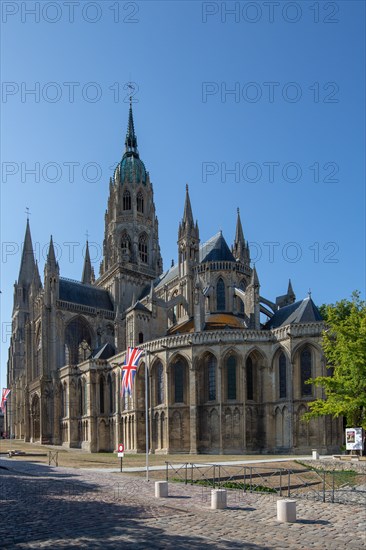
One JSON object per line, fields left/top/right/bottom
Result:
{"left": 121, "top": 348, "right": 144, "bottom": 396}
{"left": 0, "top": 389, "right": 11, "bottom": 413}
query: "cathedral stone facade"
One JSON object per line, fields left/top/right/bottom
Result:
{"left": 7, "top": 103, "right": 342, "bottom": 454}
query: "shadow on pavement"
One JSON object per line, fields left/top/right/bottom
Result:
{"left": 0, "top": 461, "right": 272, "bottom": 549}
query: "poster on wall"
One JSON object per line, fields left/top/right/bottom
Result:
{"left": 345, "top": 428, "right": 364, "bottom": 451}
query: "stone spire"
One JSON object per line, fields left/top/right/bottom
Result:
{"left": 30, "top": 260, "right": 42, "bottom": 294}
{"left": 124, "top": 97, "right": 138, "bottom": 155}
{"left": 81, "top": 241, "right": 93, "bottom": 284}
{"left": 288, "top": 279, "right": 295, "bottom": 298}
{"left": 178, "top": 184, "right": 200, "bottom": 283}
{"left": 46, "top": 235, "right": 58, "bottom": 271}
{"left": 18, "top": 219, "right": 35, "bottom": 287}
{"left": 179, "top": 184, "right": 198, "bottom": 239}
{"left": 251, "top": 265, "right": 259, "bottom": 287}
{"left": 182, "top": 184, "right": 194, "bottom": 228}
{"left": 287, "top": 279, "right": 296, "bottom": 304}
{"left": 232, "top": 208, "right": 246, "bottom": 262}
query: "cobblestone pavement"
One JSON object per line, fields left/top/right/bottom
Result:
{"left": 0, "top": 458, "right": 365, "bottom": 549}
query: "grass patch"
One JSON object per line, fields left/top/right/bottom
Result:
{"left": 171, "top": 477, "right": 276, "bottom": 493}
{"left": 295, "top": 460, "right": 358, "bottom": 487}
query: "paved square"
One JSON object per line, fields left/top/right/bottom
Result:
{"left": 1, "top": 459, "right": 365, "bottom": 549}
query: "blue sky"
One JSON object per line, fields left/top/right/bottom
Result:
{"left": 1, "top": 1, "right": 365, "bottom": 389}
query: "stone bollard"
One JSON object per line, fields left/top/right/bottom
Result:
{"left": 211, "top": 489, "right": 227, "bottom": 509}
{"left": 155, "top": 481, "right": 168, "bottom": 498}
{"left": 277, "top": 499, "right": 297, "bottom": 523}
{"left": 312, "top": 449, "right": 319, "bottom": 460}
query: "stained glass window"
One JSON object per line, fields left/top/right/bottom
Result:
{"left": 227, "top": 356, "right": 236, "bottom": 400}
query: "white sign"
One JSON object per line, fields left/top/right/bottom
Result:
{"left": 346, "top": 428, "right": 363, "bottom": 451}
{"left": 118, "top": 452, "right": 124, "bottom": 458}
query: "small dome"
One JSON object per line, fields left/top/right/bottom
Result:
{"left": 119, "top": 153, "right": 146, "bottom": 185}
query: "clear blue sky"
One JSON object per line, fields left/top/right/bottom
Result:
{"left": 1, "top": 1, "right": 365, "bottom": 389}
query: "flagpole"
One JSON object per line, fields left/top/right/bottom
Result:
{"left": 145, "top": 348, "right": 149, "bottom": 481}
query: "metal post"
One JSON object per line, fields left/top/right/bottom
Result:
{"left": 185, "top": 463, "right": 188, "bottom": 485}
{"left": 145, "top": 349, "right": 149, "bottom": 482}
{"left": 288, "top": 470, "right": 291, "bottom": 497}
{"left": 323, "top": 470, "right": 326, "bottom": 503}
{"left": 331, "top": 471, "right": 335, "bottom": 503}
{"left": 120, "top": 456, "right": 123, "bottom": 473}
{"left": 279, "top": 469, "right": 283, "bottom": 497}
{"left": 165, "top": 462, "right": 168, "bottom": 482}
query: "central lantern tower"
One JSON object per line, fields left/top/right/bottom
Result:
{"left": 98, "top": 100, "right": 163, "bottom": 315}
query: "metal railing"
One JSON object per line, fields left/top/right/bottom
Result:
{"left": 164, "top": 462, "right": 366, "bottom": 506}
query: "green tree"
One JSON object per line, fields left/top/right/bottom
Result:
{"left": 304, "top": 291, "right": 366, "bottom": 429}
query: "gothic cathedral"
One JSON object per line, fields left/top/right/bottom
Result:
{"left": 7, "top": 103, "right": 342, "bottom": 454}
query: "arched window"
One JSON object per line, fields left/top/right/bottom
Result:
{"left": 300, "top": 347, "right": 312, "bottom": 396}
{"left": 108, "top": 374, "right": 114, "bottom": 414}
{"left": 246, "top": 356, "right": 253, "bottom": 400}
{"left": 206, "top": 355, "right": 217, "bottom": 401}
{"left": 239, "top": 279, "right": 245, "bottom": 314}
{"left": 36, "top": 327, "right": 42, "bottom": 377}
{"left": 137, "top": 191, "right": 144, "bottom": 213}
{"left": 65, "top": 317, "right": 93, "bottom": 366}
{"left": 62, "top": 383, "right": 67, "bottom": 417}
{"left": 156, "top": 362, "right": 164, "bottom": 405}
{"left": 174, "top": 360, "right": 184, "bottom": 403}
{"left": 61, "top": 384, "right": 65, "bottom": 417}
{"left": 216, "top": 278, "right": 225, "bottom": 311}
{"left": 78, "top": 379, "right": 82, "bottom": 416}
{"left": 138, "top": 233, "right": 148, "bottom": 263}
{"left": 83, "top": 380, "right": 87, "bottom": 415}
{"left": 100, "top": 377, "right": 105, "bottom": 414}
{"left": 121, "top": 232, "right": 131, "bottom": 255}
{"left": 227, "top": 355, "right": 236, "bottom": 400}
{"left": 279, "top": 352, "right": 287, "bottom": 398}
{"left": 123, "top": 189, "right": 131, "bottom": 210}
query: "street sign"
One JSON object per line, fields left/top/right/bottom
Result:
{"left": 118, "top": 452, "right": 124, "bottom": 458}
{"left": 118, "top": 443, "right": 124, "bottom": 453}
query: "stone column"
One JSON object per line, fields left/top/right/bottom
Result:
{"left": 165, "top": 354, "right": 170, "bottom": 452}
{"left": 218, "top": 356, "right": 223, "bottom": 453}
{"left": 242, "top": 356, "right": 247, "bottom": 451}
{"left": 288, "top": 360, "right": 295, "bottom": 450}
{"left": 189, "top": 359, "right": 198, "bottom": 454}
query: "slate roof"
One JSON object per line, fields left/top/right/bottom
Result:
{"left": 150, "top": 232, "right": 237, "bottom": 296}
{"left": 90, "top": 342, "right": 116, "bottom": 360}
{"left": 59, "top": 278, "right": 114, "bottom": 311}
{"left": 199, "top": 232, "right": 236, "bottom": 263}
{"left": 264, "top": 297, "right": 323, "bottom": 329}
{"left": 126, "top": 301, "right": 151, "bottom": 314}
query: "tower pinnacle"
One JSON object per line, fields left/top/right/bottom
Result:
{"left": 82, "top": 241, "right": 93, "bottom": 285}
{"left": 125, "top": 97, "right": 138, "bottom": 155}
{"left": 18, "top": 219, "right": 36, "bottom": 287}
